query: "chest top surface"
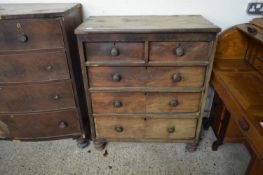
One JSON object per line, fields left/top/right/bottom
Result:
{"left": 0, "top": 3, "right": 80, "bottom": 20}
{"left": 75, "top": 15, "right": 221, "bottom": 34}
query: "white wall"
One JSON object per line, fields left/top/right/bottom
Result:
{"left": 1, "top": 0, "right": 262, "bottom": 30}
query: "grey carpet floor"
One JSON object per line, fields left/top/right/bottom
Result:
{"left": 0, "top": 128, "right": 250, "bottom": 175}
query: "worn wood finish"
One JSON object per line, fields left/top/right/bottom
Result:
{"left": 75, "top": 16, "right": 220, "bottom": 146}
{"left": 88, "top": 66, "right": 205, "bottom": 88}
{"left": 146, "top": 92, "right": 201, "bottom": 113}
{"left": 0, "top": 19, "right": 64, "bottom": 51}
{"left": 75, "top": 15, "right": 220, "bottom": 34}
{"left": 85, "top": 42, "right": 145, "bottom": 62}
{"left": 95, "top": 116, "right": 197, "bottom": 139}
{"left": 0, "top": 81, "right": 75, "bottom": 113}
{"left": 91, "top": 92, "right": 145, "bottom": 114}
{"left": 0, "top": 110, "right": 81, "bottom": 139}
{"left": 146, "top": 66, "right": 205, "bottom": 88}
{"left": 210, "top": 18, "right": 263, "bottom": 175}
{"left": 0, "top": 4, "right": 89, "bottom": 143}
{"left": 91, "top": 92, "right": 201, "bottom": 114}
{"left": 149, "top": 42, "right": 209, "bottom": 62}
{"left": 0, "top": 51, "right": 69, "bottom": 83}
{"left": 88, "top": 67, "right": 146, "bottom": 87}
{"left": 0, "top": 4, "right": 80, "bottom": 20}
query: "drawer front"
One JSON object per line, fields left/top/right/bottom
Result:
{"left": 146, "top": 92, "right": 201, "bottom": 113}
{"left": 91, "top": 92, "right": 145, "bottom": 113}
{"left": 147, "top": 66, "right": 205, "bottom": 88}
{"left": 88, "top": 66, "right": 205, "bottom": 88}
{"left": 0, "top": 110, "right": 81, "bottom": 139}
{"left": 0, "top": 81, "right": 75, "bottom": 113}
{"left": 85, "top": 42, "right": 145, "bottom": 61}
{"left": 88, "top": 67, "right": 146, "bottom": 87}
{"left": 0, "top": 51, "right": 70, "bottom": 83}
{"left": 149, "top": 42, "right": 209, "bottom": 62}
{"left": 91, "top": 92, "right": 201, "bottom": 113}
{"left": 95, "top": 116, "right": 197, "bottom": 139}
{"left": 0, "top": 19, "right": 64, "bottom": 51}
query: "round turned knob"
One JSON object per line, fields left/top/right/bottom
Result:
{"left": 169, "top": 99, "right": 178, "bottom": 107}
{"left": 172, "top": 73, "right": 182, "bottom": 82}
{"left": 115, "top": 126, "right": 124, "bottom": 133}
{"left": 53, "top": 95, "right": 60, "bottom": 100}
{"left": 173, "top": 47, "right": 184, "bottom": 57}
{"left": 247, "top": 26, "right": 257, "bottom": 34}
{"left": 112, "top": 73, "right": 121, "bottom": 82}
{"left": 113, "top": 100, "right": 122, "bottom": 108}
{"left": 167, "top": 127, "right": 175, "bottom": 133}
{"left": 46, "top": 65, "right": 53, "bottom": 71}
{"left": 58, "top": 121, "right": 68, "bottom": 129}
{"left": 18, "top": 34, "right": 28, "bottom": 43}
{"left": 111, "top": 47, "right": 119, "bottom": 56}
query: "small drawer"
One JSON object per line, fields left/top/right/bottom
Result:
{"left": 0, "top": 51, "right": 70, "bottom": 83}
{"left": 0, "top": 19, "right": 64, "bottom": 51}
{"left": 88, "top": 67, "right": 146, "bottom": 87}
{"left": 0, "top": 81, "right": 75, "bottom": 113}
{"left": 149, "top": 42, "right": 209, "bottom": 62}
{"left": 146, "top": 92, "right": 201, "bottom": 113}
{"left": 88, "top": 66, "right": 205, "bottom": 88}
{"left": 85, "top": 42, "right": 145, "bottom": 62}
{"left": 95, "top": 116, "right": 197, "bottom": 140}
{"left": 147, "top": 66, "right": 205, "bottom": 88}
{"left": 0, "top": 110, "right": 81, "bottom": 139}
{"left": 91, "top": 92, "right": 145, "bottom": 114}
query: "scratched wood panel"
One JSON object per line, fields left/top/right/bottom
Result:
{"left": 0, "top": 51, "right": 70, "bottom": 83}
{"left": 95, "top": 116, "right": 197, "bottom": 139}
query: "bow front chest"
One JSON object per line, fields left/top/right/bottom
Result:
{"left": 0, "top": 4, "right": 89, "bottom": 147}
{"left": 75, "top": 16, "right": 220, "bottom": 150}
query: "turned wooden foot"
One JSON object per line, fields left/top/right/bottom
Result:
{"left": 93, "top": 138, "right": 107, "bottom": 151}
{"left": 212, "top": 140, "right": 222, "bottom": 151}
{"left": 186, "top": 142, "right": 198, "bottom": 152}
{"left": 77, "top": 138, "right": 90, "bottom": 149}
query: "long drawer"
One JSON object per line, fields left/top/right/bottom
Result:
{"left": 0, "top": 51, "right": 70, "bottom": 83}
{"left": 95, "top": 116, "right": 197, "bottom": 139}
{"left": 0, "top": 81, "right": 75, "bottom": 113}
{"left": 88, "top": 66, "right": 205, "bottom": 88}
{"left": 0, "top": 19, "right": 64, "bottom": 51}
{"left": 0, "top": 110, "right": 81, "bottom": 139}
{"left": 91, "top": 92, "right": 201, "bottom": 113}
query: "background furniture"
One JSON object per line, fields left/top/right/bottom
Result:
{"left": 0, "top": 4, "right": 89, "bottom": 147}
{"left": 75, "top": 16, "right": 220, "bottom": 150}
{"left": 208, "top": 18, "right": 263, "bottom": 175}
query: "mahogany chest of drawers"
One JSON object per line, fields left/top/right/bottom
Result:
{"left": 75, "top": 16, "right": 220, "bottom": 150}
{"left": 0, "top": 4, "right": 89, "bottom": 146}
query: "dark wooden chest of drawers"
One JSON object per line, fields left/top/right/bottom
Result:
{"left": 75, "top": 16, "right": 220, "bottom": 150}
{"left": 0, "top": 4, "right": 89, "bottom": 145}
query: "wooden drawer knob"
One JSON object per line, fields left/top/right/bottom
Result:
{"left": 112, "top": 73, "right": 121, "bottom": 81}
{"left": 115, "top": 126, "right": 124, "bottom": 132}
{"left": 113, "top": 100, "right": 122, "bottom": 108}
{"left": 58, "top": 121, "right": 68, "bottom": 129}
{"left": 46, "top": 65, "right": 53, "bottom": 71}
{"left": 169, "top": 99, "right": 178, "bottom": 107}
{"left": 18, "top": 34, "right": 28, "bottom": 43}
{"left": 173, "top": 47, "right": 184, "bottom": 57}
{"left": 247, "top": 26, "right": 257, "bottom": 34}
{"left": 167, "top": 126, "right": 175, "bottom": 133}
{"left": 53, "top": 95, "right": 60, "bottom": 100}
{"left": 238, "top": 117, "right": 250, "bottom": 131}
{"left": 111, "top": 47, "right": 119, "bottom": 56}
{"left": 172, "top": 73, "right": 182, "bottom": 82}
